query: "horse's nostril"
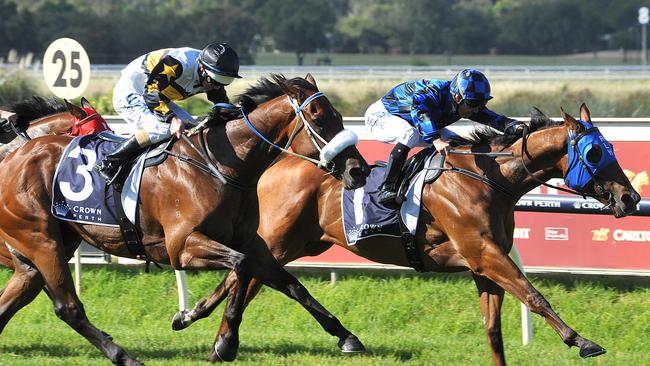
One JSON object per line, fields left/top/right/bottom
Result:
{"left": 621, "top": 193, "right": 638, "bottom": 211}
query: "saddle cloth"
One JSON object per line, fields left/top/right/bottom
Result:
{"left": 51, "top": 134, "right": 146, "bottom": 227}
{"left": 342, "top": 151, "right": 438, "bottom": 246}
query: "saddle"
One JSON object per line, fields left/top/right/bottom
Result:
{"left": 93, "top": 132, "right": 175, "bottom": 269}
{"left": 375, "top": 148, "right": 446, "bottom": 206}
{"left": 96, "top": 131, "right": 175, "bottom": 173}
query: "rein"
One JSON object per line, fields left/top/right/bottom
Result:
{"left": 163, "top": 134, "right": 251, "bottom": 190}
{"left": 241, "top": 92, "right": 331, "bottom": 167}
{"left": 241, "top": 91, "right": 358, "bottom": 174}
{"left": 430, "top": 124, "right": 605, "bottom": 201}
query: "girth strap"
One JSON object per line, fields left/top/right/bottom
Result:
{"left": 112, "top": 180, "right": 160, "bottom": 272}
{"left": 398, "top": 218, "right": 425, "bottom": 272}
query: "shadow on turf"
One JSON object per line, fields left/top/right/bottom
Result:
{"left": 0, "top": 342, "right": 415, "bottom": 362}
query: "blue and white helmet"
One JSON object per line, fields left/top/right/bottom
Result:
{"left": 450, "top": 68, "right": 492, "bottom": 102}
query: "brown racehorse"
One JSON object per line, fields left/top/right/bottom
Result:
{"left": 171, "top": 104, "right": 640, "bottom": 366}
{"left": 0, "top": 74, "right": 370, "bottom": 365}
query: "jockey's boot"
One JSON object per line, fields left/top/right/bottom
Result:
{"left": 378, "top": 142, "right": 410, "bottom": 206}
{"left": 94, "top": 135, "right": 143, "bottom": 185}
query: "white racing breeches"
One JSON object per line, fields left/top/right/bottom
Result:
{"left": 364, "top": 99, "right": 459, "bottom": 148}
{"left": 113, "top": 80, "right": 194, "bottom": 146}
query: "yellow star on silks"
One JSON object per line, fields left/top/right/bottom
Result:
{"left": 160, "top": 63, "right": 178, "bottom": 81}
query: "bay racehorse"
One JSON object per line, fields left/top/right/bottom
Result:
{"left": 0, "top": 74, "right": 370, "bottom": 365}
{"left": 171, "top": 104, "right": 640, "bottom": 365}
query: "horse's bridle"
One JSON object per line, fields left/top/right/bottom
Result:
{"left": 518, "top": 124, "right": 616, "bottom": 207}
{"left": 241, "top": 92, "right": 358, "bottom": 173}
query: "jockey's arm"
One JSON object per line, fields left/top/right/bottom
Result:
{"left": 470, "top": 108, "right": 523, "bottom": 135}
{"left": 410, "top": 90, "right": 441, "bottom": 143}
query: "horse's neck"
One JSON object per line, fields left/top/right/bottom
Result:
{"left": 211, "top": 99, "right": 292, "bottom": 183}
{"left": 502, "top": 126, "right": 568, "bottom": 197}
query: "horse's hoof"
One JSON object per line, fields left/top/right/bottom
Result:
{"left": 171, "top": 310, "right": 190, "bottom": 331}
{"left": 214, "top": 336, "right": 238, "bottom": 362}
{"left": 207, "top": 349, "right": 222, "bottom": 363}
{"left": 338, "top": 334, "right": 366, "bottom": 353}
{"left": 579, "top": 341, "right": 606, "bottom": 358}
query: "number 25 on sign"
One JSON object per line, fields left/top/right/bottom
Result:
{"left": 43, "top": 38, "right": 91, "bottom": 99}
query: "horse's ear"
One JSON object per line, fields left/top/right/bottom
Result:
{"left": 64, "top": 99, "right": 86, "bottom": 119}
{"left": 80, "top": 97, "right": 94, "bottom": 110}
{"left": 579, "top": 103, "right": 591, "bottom": 123}
{"left": 305, "top": 73, "right": 318, "bottom": 89}
{"left": 560, "top": 107, "right": 581, "bottom": 132}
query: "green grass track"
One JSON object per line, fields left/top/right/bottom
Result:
{"left": 1, "top": 266, "right": 649, "bottom": 365}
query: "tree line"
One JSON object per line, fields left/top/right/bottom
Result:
{"left": 1, "top": 0, "right": 649, "bottom": 65}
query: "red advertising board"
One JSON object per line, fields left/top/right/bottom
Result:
{"left": 293, "top": 139, "right": 650, "bottom": 273}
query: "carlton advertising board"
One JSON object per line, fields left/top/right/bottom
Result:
{"left": 293, "top": 123, "right": 650, "bottom": 275}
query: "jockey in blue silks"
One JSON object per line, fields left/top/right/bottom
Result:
{"left": 364, "top": 68, "right": 524, "bottom": 205}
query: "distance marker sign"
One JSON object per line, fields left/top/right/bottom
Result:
{"left": 43, "top": 38, "right": 91, "bottom": 99}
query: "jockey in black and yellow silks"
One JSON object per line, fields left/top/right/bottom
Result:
{"left": 94, "top": 43, "right": 242, "bottom": 184}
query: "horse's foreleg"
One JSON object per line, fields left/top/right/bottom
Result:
{"left": 172, "top": 270, "right": 236, "bottom": 331}
{"left": 243, "top": 236, "right": 365, "bottom": 354}
{"left": 468, "top": 240, "right": 606, "bottom": 359}
{"left": 472, "top": 273, "right": 506, "bottom": 366}
{"left": 208, "top": 271, "right": 252, "bottom": 362}
{"left": 175, "top": 231, "right": 255, "bottom": 362}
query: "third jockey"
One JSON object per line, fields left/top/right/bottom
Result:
{"left": 94, "top": 42, "right": 241, "bottom": 184}
{"left": 365, "top": 68, "right": 524, "bottom": 205}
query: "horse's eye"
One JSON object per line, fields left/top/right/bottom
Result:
{"left": 313, "top": 117, "right": 324, "bottom": 127}
{"left": 585, "top": 144, "right": 602, "bottom": 164}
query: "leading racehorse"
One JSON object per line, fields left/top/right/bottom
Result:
{"left": 172, "top": 104, "right": 640, "bottom": 365}
{"left": 0, "top": 74, "right": 370, "bottom": 365}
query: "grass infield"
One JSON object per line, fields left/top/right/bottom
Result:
{"left": 1, "top": 266, "right": 649, "bottom": 365}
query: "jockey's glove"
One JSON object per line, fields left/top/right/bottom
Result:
{"left": 504, "top": 120, "right": 527, "bottom": 137}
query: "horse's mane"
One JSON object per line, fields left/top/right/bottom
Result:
{"left": 7, "top": 96, "right": 67, "bottom": 127}
{"left": 203, "top": 74, "right": 318, "bottom": 125}
{"left": 462, "top": 107, "right": 563, "bottom": 148}
{"left": 239, "top": 73, "right": 317, "bottom": 107}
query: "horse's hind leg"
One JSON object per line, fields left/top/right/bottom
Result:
{"left": 0, "top": 251, "right": 45, "bottom": 334}
{"left": 472, "top": 274, "right": 506, "bottom": 366}
{"left": 468, "top": 239, "right": 606, "bottom": 359}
